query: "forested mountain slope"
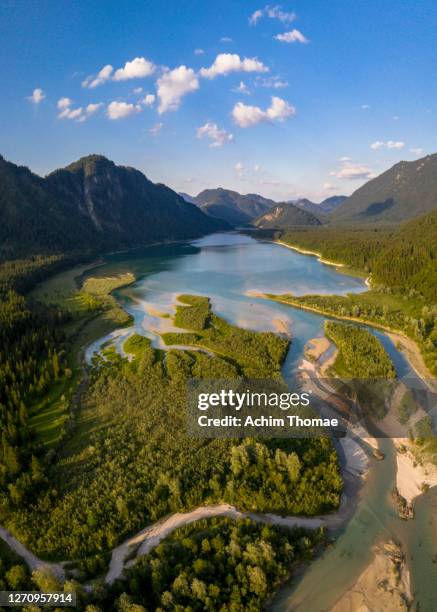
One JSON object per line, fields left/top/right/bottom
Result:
{"left": 372, "top": 208, "right": 437, "bottom": 299}
{"left": 0, "top": 154, "right": 227, "bottom": 261}
{"left": 278, "top": 208, "right": 437, "bottom": 301}
{"left": 253, "top": 202, "right": 322, "bottom": 229}
{"left": 332, "top": 154, "right": 437, "bottom": 224}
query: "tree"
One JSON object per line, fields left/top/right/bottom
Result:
{"left": 5, "top": 564, "right": 28, "bottom": 590}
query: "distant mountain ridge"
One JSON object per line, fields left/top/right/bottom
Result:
{"left": 332, "top": 153, "right": 437, "bottom": 224}
{"left": 292, "top": 196, "right": 347, "bottom": 215}
{"left": 178, "top": 192, "right": 196, "bottom": 204}
{"left": 189, "top": 188, "right": 275, "bottom": 226}
{"left": 253, "top": 202, "right": 322, "bottom": 229}
{"left": 0, "top": 154, "right": 228, "bottom": 261}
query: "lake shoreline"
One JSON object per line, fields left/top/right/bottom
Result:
{"left": 264, "top": 294, "right": 435, "bottom": 382}
{"left": 272, "top": 240, "right": 346, "bottom": 268}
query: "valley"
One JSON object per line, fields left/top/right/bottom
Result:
{"left": 1, "top": 231, "right": 436, "bottom": 610}
{"left": 1, "top": 154, "right": 437, "bottom": 611}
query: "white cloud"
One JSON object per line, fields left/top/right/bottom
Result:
{"left": 371, "top": 140, "right": 405, "bottom": 150}
{"left": 361, "top": 104, "right": 371, "bottom": 110}
{"left": 410, "top": 147, "right": 424, "bottom": 156}
{"left": 220, "top": 36, "right": 232, "bottom": 43}
{"left": 330, "top": 159, "right": 375, "bottom": 181}
{"left": 266, "top": 5, "right": 296, "bottom": 23}
{"left": 232, "top": 96, "right": 295, "bottom": 128}
{"left": 254, "top": 164, "right": 261, "bottom": 172}
{"left": 339, "top": 156, "right": 351, "bottom": 162}
{"left": 194, "top": 48, "right": 205, "bottom": 55}
{"left": 250, "top": 5, "right": 296, "bottom": 25}
{"left": 370, "top": 140, "right": 384, "bottom": 150}
{"left": 133, "top": 87, "right": 143, "bottom": 94}
{"left": 142, "top": 94, "right": 155, "bottom": 106}
{"left": 106, "top": 101, "right": 142, "bottom": 120}
{"left": 82, "top": 64, "right": 113, "bottom": 88}
{"left": 275, "top": 29, "right": 308, "bottom": 44}
{"left": 113, "top": 57, "right": 155, "bottom": 81}
{"left": 83, "top": 57, "right": 155, "bottom": 88}
{"left": 255, "top": 75, "right": 288, "bottom": 89}
{"left": 386, "top": 140, "right": 404, "bottom": 149}
{"left": 196, "top": 122, "right": 234, "bottom": 147}
{"left": 266, "top": 96, "right": 295, "bottom": 120}
{"left": 235, "top": 162, "right": 244, "bottom": 175}
{"left": 57, "top": 97, "right": 72, "bottom": 109}
{"left": 323, "top": 182, "right": 336, "bottom": 190}
{"left": 27, "top": 88, "right": 45, "bottom": 104}
{"left": 232, "top": 103, "right": 266, "bottom": 128}
{"left": 249, "top": 9, "right": 264, "bottom": 25}
{"left": 156, "top": 65, "right": 199, "bottom": 113}
{"left": 59, "top": 106, "right": 83, "bottom": 120}
{"left": 57, "top": 98, "right": 100, "bottom": 121}
{"left": 200, "top": 53, "right": 268, "bottom": 79}
{"left": 86, "top": 102, "right": 103, "bottom": 115}
{"left": 232, "top": 81, "right": 250, "bottom": 95}
{"left": 149, "top": 122, "right": 163, "bottom": 135}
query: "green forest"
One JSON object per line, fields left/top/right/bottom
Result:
{"left": 324, "top": 321, "right": 396, "bottom": 379}
{"left": 0, "top": 291, "right": 341, "bottom": 569}
{"left": 1, "top": 181, "right": 436, "bottom": 605}
{"left": 108, "top": 517, "right": 327, "bottom": 611}
{"left": 277, "top": 207, "right": 437, "bottom": 302}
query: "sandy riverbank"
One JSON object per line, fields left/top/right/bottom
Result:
{"left": 272, "top": 317, "right": 291, "bottom": 336}
{"left": 264, "top": 293, "right": 435, "bottom": 384}
{"left": 0, "top": 527, "right": 65, "bottom": 581}
{"left": 331, "top": 540, "right": 412, "bottom": 611}
{"left": 106, "top": 504, "right": 327, "bottom": 584}
{"left": 394, "top": 439, "right": 437, "bottom": 504}
{"left": 304, "top": 337, "right": 330, "bottom": 361}
{"left": 274, "top": 241, "right": 345, "bottom": 268}
{"left": 387, "top": 331, "right": 437, "bottom": 390}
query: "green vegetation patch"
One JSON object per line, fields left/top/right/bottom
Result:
{"left": 163, "top": 294, "right": 289, "bottom": 378}
{"left": 324, "top": 321, "right": 395, "bottom": 379}
{"left": 110, "top": 517, "right": 326, "bottom": 611}
{"left": 0, "top": 540, "right": 32, "bottom": 591}
{"left": 7, "top": 298, "right": 341, "bottom": 562}
{"left": 268, "top": 290, "right": 437, "bottom": 376}
{"left": 174, "top": 294, "right": 211, "bottom": 331}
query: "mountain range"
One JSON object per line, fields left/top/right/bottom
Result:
{"left": 253, "top": 202, "right": 322, "bottom": 229}
{"left": 181, "top": 188, "right": 275, "bottom": 226}
{"left": 2, "top": 151, "right": 437, "bottom": 265}
{"left": 291, "top": 196, "right": 347, "bottom": 216}
{"left": 331, "top": 153, "right": 437, "bottom": 224}
{"left": 0, "top": 154, "right": 227, "bottom": 261}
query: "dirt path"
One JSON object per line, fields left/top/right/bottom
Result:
{"left": 107, "top": 504, "right": 328, "bottom": 584}
{"left": 0, "top": 527, "right": 65, "bottom": 580}
{"left": 0, "top": 499, "right": 352, "bottom": 587}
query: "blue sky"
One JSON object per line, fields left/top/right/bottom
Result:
{"left": 1, "top": 0, "right": 437, "bottom": 201}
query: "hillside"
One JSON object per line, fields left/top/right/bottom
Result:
{"left": 319, "top": 195, "right": 347, "bottom": 213}
{"left": 332, "top": 154, "right": 437, "bottom": 224}
{"left": 372, "top": 208, "right": 437, "bottom": 299}
{"left": 277, "top": 207, "right": 437, "bottom": 301}
{"left": 0, "top": 154, "right": 227, "bottom": 261}
{"left": 253, "top": 202, "right": 322, "bottom": 229}
{"left": 193, "top": 188, "right": 275, "bottom": 226}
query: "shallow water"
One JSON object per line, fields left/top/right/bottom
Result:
{"left": 85, "top": 232, "right": 436, "bottom": 610}
{"left": 85, "top": 232, "right": 364, "bottom": 365}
